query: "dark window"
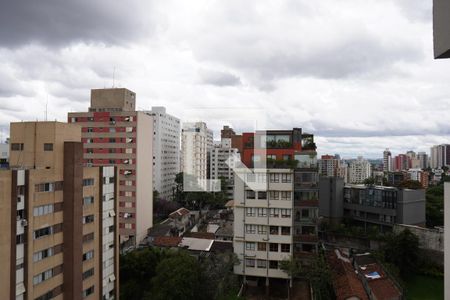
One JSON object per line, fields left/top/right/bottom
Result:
{"left": 44, "top": 143, "right": 53, "bottom": 151}
{"left": 281, "top": 227, "right": 290, "bottom": 235}
{"left": 83, "top": 233, "right": 94, "bottom": 243}
{"left": 270, "top": 226, "right": 279, "bottom": 235}
{"left": 82, "top": 286, "right": 95, "bottom": 298}
{"left": 34, "top": 227, "right": 52, "bottom": 239}
{"left": 83, "top": 215, "right": 94, "bottom": 224}
{"left": 83, "top": 178, "right": 94, "bottom": 186}
{"left": 269, "top": 243, "right": 278, "bottom": 252}
{"left": 11, "top": 143, "right": 24, "bottom": 151}
{"left": 16, "top": 234, "right": 25, "bottom": 244}
{"left": 269, "top": 260, "right": 278, "bottom": 269}
{"left": 257, "top": 242, "right": 266, "bottom": 251}
{"left": 82, "top": 268, "right": 94, "bottom": 280}
{"left": 258, "top": 191, "right": 267, "bottom": 200}
{"left": 281, "top": 244, "right": 290, "bottom": 253}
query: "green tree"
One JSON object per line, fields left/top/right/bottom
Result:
{"left": 280, "top": 254, "right": 333, "bottom": 300}
{"left": 147, "top": 253, "right": 207, "bottom": 300}
{"left": 426, "top": 184, "right": 444, "bottom": 227}
{"left": 383, "top": 229, "right": 420, "bottom": 277}
{"left": 397, "top": 180, "right": 423, "bottom": 190}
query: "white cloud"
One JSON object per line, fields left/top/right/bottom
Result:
{"left": 0, "top": 0, "right": 449, "bottom": 158}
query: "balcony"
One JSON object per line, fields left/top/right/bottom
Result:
{"left": 266, "top": 158, "right": 298, "bottom": 169}
{"left": 294, "top": 234, "right": 318, "bottom": 243}
{"left": 294, "top": 199, "right": 319, "bottom": 207}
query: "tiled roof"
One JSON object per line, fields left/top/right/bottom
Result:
{"left": 328, "top": 250, "right": 369, "bottom": 300}
{"left": 169, "top": 207, "right": 190, "bottom": 218}
{"left": 210, "top": 241, "right": 233, "bottom": 253}
{"left": 153, "top": 236, "right": 182, "bottom": 247}
{"left": 368, "top": 278, "right": 402, "bottom": 300}
{"left": 225, "top": 200, "right": 234, "bottom": 207}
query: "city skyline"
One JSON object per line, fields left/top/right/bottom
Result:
{"left": 1, "top": 0, "right": 450, "bottom": 158}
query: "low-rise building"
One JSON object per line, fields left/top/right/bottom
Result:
{"left": 0, "top": 143, "right": 8, "bottom": 168}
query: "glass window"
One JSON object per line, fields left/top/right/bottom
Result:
{"left": 281, "top": 227, "right": 290, "bottom": 235}
{"left": 258, "top": 225, "right": 267, "bottom": 234}
{"left": 245, "top": 242, "right": 256, "bottom": 251}
{"left": 258, "top": 191, "right": 267, "bottom": 200}
{"left": 281, "top": 244, "right": 290, "bottom": 253}
{"left": 257, "top": 208, "right": 267, "bottom": 217}
{"left": 270, "top": 208, "right": 279, "bottom": 218}
{"left": 258, "top": 242, "right": 266, "bottom": 251}
{"left": 43, "top": 143, "right": 53, "bottom": 151}
{"left": 245, "top": 259, "right": 255, "bottom": 267}
{"left": 269, "top": 191, "right": 279, "bottom": 200}
{"left": 269, "top": 243, "right": 278, "bottom": 252}
{"left": 270, "top": 226, "right": 279, "bottom": 235}
{"left": 269, "top": 260, "right": 279, "bottom": 269}
{"left": 257, "top": 259, "right": 267, "bottom": 269}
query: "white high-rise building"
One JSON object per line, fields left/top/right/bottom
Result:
{"left": 210, "top": 138, "right": 241, "bottom": 199}
{"left": 182, "top": 122, "right": 211, "bottom": 182}
{"left": 146, "top": 107, "right": 181, "bottom": 200}
{"left": 430, "top": 144, "right": 450, "bottom": 169}
{"left": 349, "top": 156, "right": 372, "bottom": 183}
{"left": 383, "top": 149, "right": 393, "bottom": 172}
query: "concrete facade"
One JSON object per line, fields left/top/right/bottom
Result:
{"left": 145, "top": 107, "right": 180, "bottom": 200}
{"left": 69, "top": 88, "right": 153, "bottom": 246}
{"left": 433, "top": 0, "right": 450, "bottom": 58}
{"left": 0, "top": 122, "right": 119, "bottom": 300}
{"left": 1, "top": 143, "right": 9, "bottom": 168}
{"left": 349, "top": 157, "right": 372, "bottom": 184}
{"left": 210, "top": 139, "right": 241, "bottom": 199}
{"left": 319, "top": 177, "right": 344, "bottom": 224}
{"left": 181, "top": 122, "right": 211, "bottom": 184}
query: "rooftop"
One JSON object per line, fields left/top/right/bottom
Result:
{"left": 169, "top": 207, "right": 191, "bottom": 219}
{"left": 152, "top": 236, "right": 183, "bottom": 248}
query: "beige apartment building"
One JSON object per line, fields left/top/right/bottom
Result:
{"left": 0, "top": 122, "right": 119, "bottom": 300}
{"left": 68, "top": 88, "right": 153, "bottom": 246}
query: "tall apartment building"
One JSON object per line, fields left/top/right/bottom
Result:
{"left": 383, "top": 149, "right": 393, "bottom": 172}
{"left": 181, "top": 122, "right": 212, "bottom": 186}
{"left": 145, "top": 107, "right": 180, "bottom": 200}
{"left": 394, "top": 154, "right": 411, "bottom": 171}
{"left": 68, "top": 88, "right": 153, "bottom": 246}
{"left": 1, "top": 142, "right": 9, "bottom": 168}
{"left": 234, "top": 128, "right": 319, "bottom": 289}
{"left": 349, "top": 156, "right": 372, "bottom": 183}
{"left": 418, "top": 152, "right": 429, "bottom": 169}
{"left": 318, "top": 154, "right": 340, "bottom": 177}
{"left": 210, "top": 138, "right": 241, "bottom": 199}
{"left": 221, "top": 125, "right": 243, "bottom": 154}
{"left": 0, "top": 122, "right": 119, "bottom": 300}
{"left": 408, "top": 168, "right": 429, "bottom": 188}
{"left": 430, "top": 144, "right": 450, "bottom": 168}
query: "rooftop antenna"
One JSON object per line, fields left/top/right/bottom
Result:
{"left": 45, "top": 95, "right": 49, "bottom": 121}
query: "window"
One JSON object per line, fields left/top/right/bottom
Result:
{"left": 281, "top": 209, "right": 291, "bottom": 218}
{"left": 283, "top": 154, "right": 291, "bottom": 160}
{"left": 246, "top": 207, "right": 256, "bottom": 217}
{"left": 269, "top": 243, "right": 278, "bottom": 252}
{"left": 34, "top": 226, "right": 52, "bottom": 239}
{"left": 247, "top": 173, "right": 256, "bottom": 182}
{"left": 267, "top": 154, "right": 276, "bottom": 160}
{"left": 257, "top": 259, "right": 267, "bottom": 269}
{"left": 269, "top": 191, "right": 279, "bottom": 200}
{"left": 258, "top": 191, "right": 267, "bottom": 200}
{"left": 269, "top": 260, "right": 279, "bottom": 269}
{"left": 82, "top": 268, "right": 94, "bottom": 280}
{"left": 245, "top": 242, "right": 256, "bottom": 251}
{"left": 83, "top": 196, "right": 94, "bottom": 206}
{"left": 270, "top": 226, "right": 279, "bottom": 235}
{"left": 11, "top": 143, "right": 24, "bottom": 151}
{"left": 246, "top": 190, "right": 255, "bottom": 199}
{"left": 281, "top": 227, "right": 291, "bottom": 235}
{"left": 33, "top": 248, "right": 54, "bottom": 262}
{"left": 83, "top": 178, "right": 94, "bottom": 186}
{"left": 269, "top": 173, "right": 279, "bottom": 183}
{"left": 245, "top": 259, "right": 255, "bottom": 267}
{"left": 245, "top": 225, "right": 256, "bottom": 234}
{"left": 281, "top": 174, "right": 292, "bottom": 183}
{"left": 258, "top": 242, "right": 267, "bottom": 251}
{"left": 258, "top": 225, "right": 267, "bottom": 234}
{"left": 33, "top": 204, "right": 54, "bottom": 216}
{"left": 16, "top": 234, "right": 25, "bottom": 244}
{"left": 33, "top": 269, "right": 53, "bottom": 285}
{"left": 82, "top": 286, "right": 95, "bottom": 298}
{"left": 270, "top": 208, "right": 279, "bottom": 218}
{"left": 43, "top": 143, "right": 53, "bottom": 151}
{"left": 83, "top": 250, "right": 94, "bottom": 261}
{"left": 83, "top": 215, "right": 94, "bottom": 224}
{"left": 83, "top": 233, "right": 94, "bottom": 243}
{"left": 256, "top": 173, "right": 267, "bottom": 183}
{"left": 302, "top": 209, "right": 309, "bottom": 218}
{"left": 257, "top": 208, "right": 267, "bottom": 217}
{"left": 281, "top": 191, "right": 291, "bottom": 200}
{"left": 281, "top": 244, "right": 290, "bottom": 253}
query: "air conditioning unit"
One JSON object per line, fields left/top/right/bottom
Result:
{"left": 124, "top": 170, "right": 132, "bottom": 176}
{"left": 21, "top": 219, "right": 28, "bottom": 227}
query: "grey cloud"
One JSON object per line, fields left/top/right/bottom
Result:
{"left": 0, "top": 0, "right": 156, "bottom": 47}
{"left": 199, "top": 69, "right": 241, "bottom": 86}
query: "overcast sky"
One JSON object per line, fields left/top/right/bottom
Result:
{"left": 0, "top": 0, "right": 449, "bottom": 158}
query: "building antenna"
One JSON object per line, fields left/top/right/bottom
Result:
{"left": 45, "top": 95, "right": 49, "bottom": 121}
